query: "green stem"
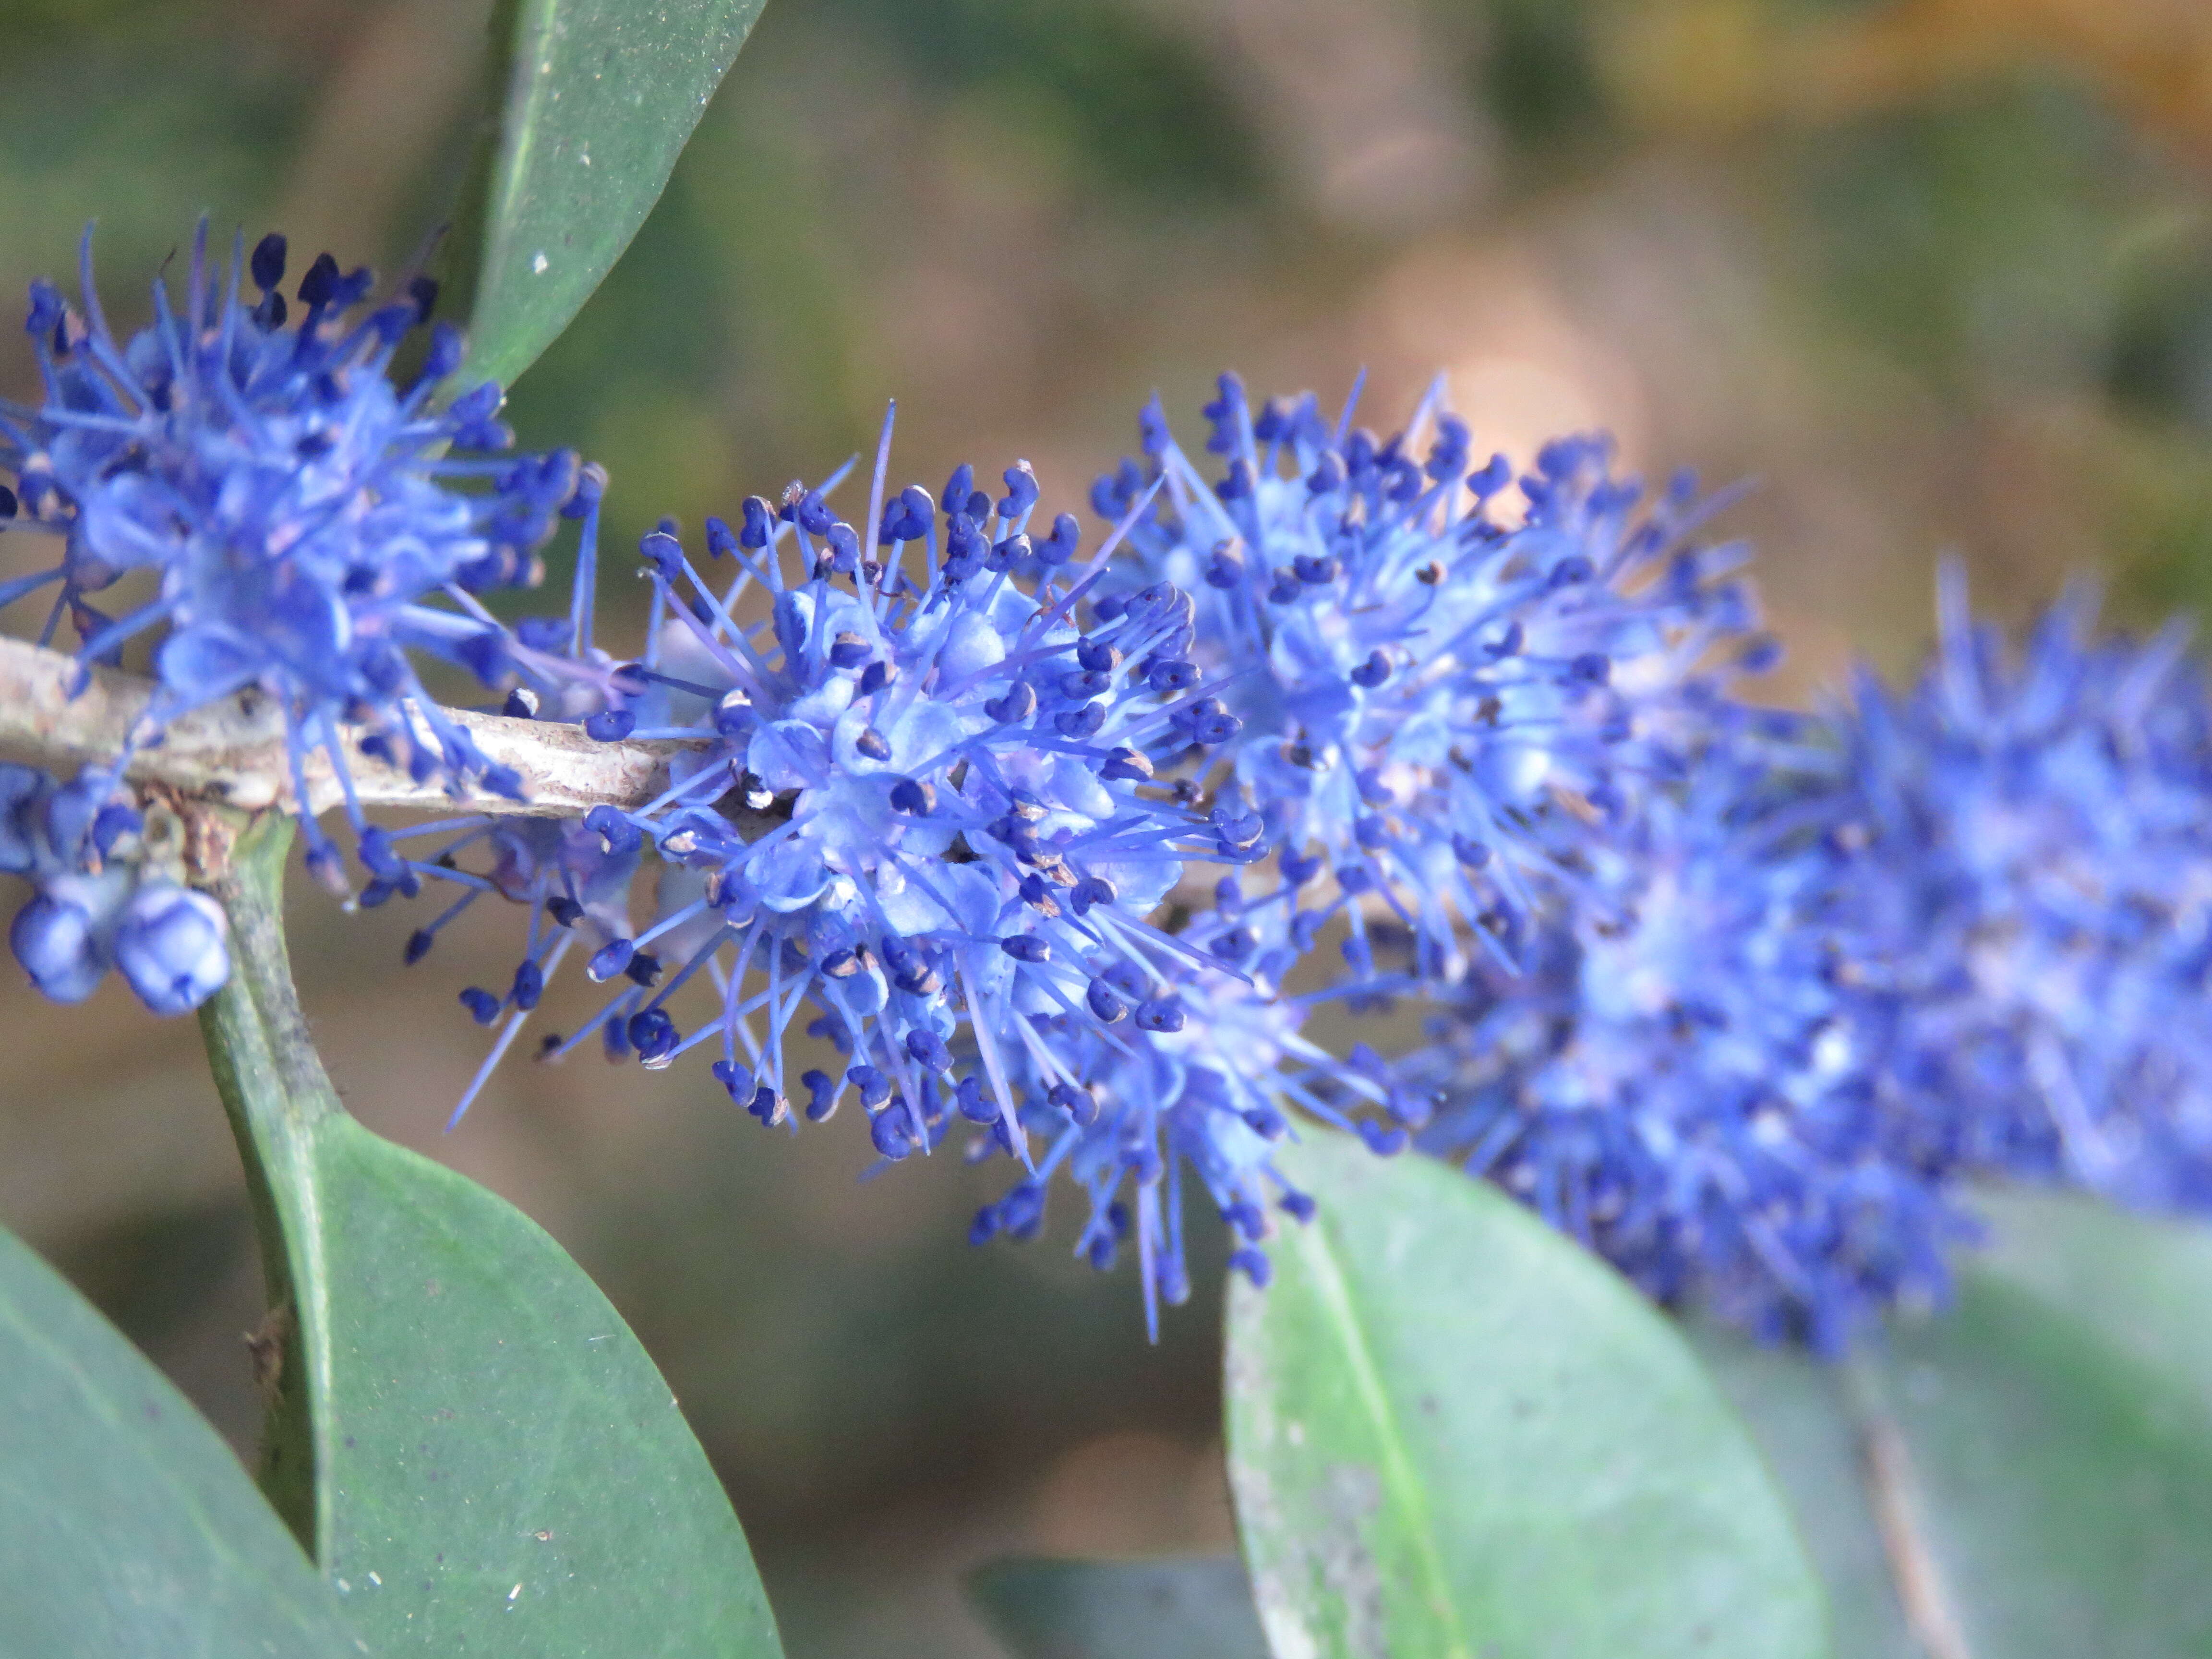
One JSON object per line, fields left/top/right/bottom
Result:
{"left": 194, "top": 811, "right": 342, "bottom": 1559}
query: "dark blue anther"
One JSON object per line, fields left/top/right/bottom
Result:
{"left": 1086, "top": 980, "right": 1127, "bottom": 1023}
{"left": 1358, "top": 1119, "right": 1408, "bottom": 1156}
{"left": 1135, "top": 996, "right": 1186, "bottom": 1033}
{"left": 1036, "top": 513, "right": 1080, "bottom": 565}
{"left": 1054, "top": 703, "right": 1105, "bottom": 739}
{"left": 738, "top": 495, "right": 775, "bottom": 549}
{"left": 998, "top": 462, "right": 1039, "bottom": 520}
{"left": 870, "top": 1104, "right": 917, "bottom": 1160}
{"left": 584, "top": 805, "right": 640, "bottom": 855}
{"left": 510, "top": 959, "right": 544, "bottom": 1010}
{"left": 250, "top": 233, "right": 287, "bottom": 292}
{"left": 587, "top": 938, "right": 635, "bottom": 982}
{"left": 1071, "top": 875, "right": 1116, "bottom": 915}
{"left": 984, "top": 682, "right": 1036, "bottom": 724}
{"left": 1228, "top": 1249, "right": 1272, "bottom": 1288}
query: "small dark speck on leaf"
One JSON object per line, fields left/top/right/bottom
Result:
{"left": 344, "top": 1435, "right": 357, "bottom": 1448}
{"left": 1419, "top": 1394, "right": 1439, "bottom": 1415}
{"left": 1510, "top": 1396, "right": 1537, "bottom": 1419}
{"left": 143, "top": 1401, "right": 161, "bottom": 1422}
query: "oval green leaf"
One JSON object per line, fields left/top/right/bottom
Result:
{"left": 966, "top": 1556, "right": 1269, "bottom": 1659}
{"left": 1225, "top": 1131, "right": 1829, "bottom": 1659}
{"left": 198, "top": 814, "right": 781, "bottom": 1657}
{"left": 0, "top": 1221, "right": 368, "bottom": 1657}
{"left": 461, "top": 0, "right": 768, "bottom": 389}
{"left": 1698, "top": 1187, "right": 2212, "bottom": 1659}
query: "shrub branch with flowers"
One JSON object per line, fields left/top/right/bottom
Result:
{"left": 3, "top": 6, "right": 2212, "bottom": 1658}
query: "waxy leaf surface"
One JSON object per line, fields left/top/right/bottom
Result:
{"left": 463, "top": 0, "right": 767, "bottom": 388}
{"left": 1226, "top": 1131, "right": 1828, "bottom": 1659}
{"left": 0, "top": 1222, "right": 368, "bottom": 1658}
{"left": 1700, "top": 1188, "right": 2212, "bottom": 1659}
{"left": 201, "top": 815, "right": 781, "bottom": 1656}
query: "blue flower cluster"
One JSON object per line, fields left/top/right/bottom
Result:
{"left": 392, "top": 381, "right": 1787, "bottom": 1325}
{"left": 0, "top": 761, "right": 228, "bottom": 1013}
{"left": 1088, "top": 373, "right": 1774, "bottom": 993}
{"left": 1843, "top": 565, "right": 2212, "bottom": 1213}
{"left": 8, "top": 229, "right": 2209, "bottom": 1348}
{"left": 1398, "top": 561, "right": 2212, "bottom": 1347}
{"left": 1397, "top": 744, "right": 1966, "bottom": 1352}
{"left": 0, "top": 224, "right": 586, "bottom": 906}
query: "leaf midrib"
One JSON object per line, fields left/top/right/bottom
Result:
{"left": 1294, "top": 1206, "right": 1476, "bottom": 1659}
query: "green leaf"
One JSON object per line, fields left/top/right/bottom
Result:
{"left": 1225, "top": 1131, "right": 1828, "bottom": 1659}
{"left": 1697, "top": 1187, "right": 2212, "bottom": 1659}
{"left": 199, "top": 813, "right": 781, "bottom": 1656}
{"left": 1681, "top": 1334, "right": 1917, "bottom": 1659}
{"left": 966, "top": 1556, "right": 1269, "bottom": 1659}
{"left": 457, "top": 0, "right": 767, "bottom": 389}
{"left": 0, "top": 1221, "right": 368, "bottom": 1657}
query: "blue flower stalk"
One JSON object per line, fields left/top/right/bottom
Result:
{"left": 387, "top": 377, "right": 1798, "bottom": 1327}
{"left": 1845, "top": 561, "right": 2212, "bottom": 1214}
{"left": 1088, "top": 372, "right": 1779, "bottom": 991}
{"left": 392, "top": 409, "right": 1253, "bottom": 1158}
{"left": 1399, "top": 736, "right": 1972, "bottom": 1352}
{"left": 0, "top": 223, "right": 587, "bottom": 897}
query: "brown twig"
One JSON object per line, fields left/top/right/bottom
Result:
{"left": 0, "top": 634, "right": 707, "bottom": 819}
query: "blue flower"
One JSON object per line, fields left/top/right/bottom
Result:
{"left": 395, "top": 415, "right": 1232, "bottom": 1166}
{"left": 0, "top": 224, "right": 587, "bottom": 890}
{"left": 0, "top": 759, "right": 229, "bottom": 1013}
{"left": 1844, "top": 562, "right": 2212, "bottom": 1214}
{"left": 1089, "top": 373, "right": 1776, "bottom": 988}
{"left": 962, "top": 873, "right": 1430, "bottom": 1334}
{"left": 1400, "top": 745, "right": 1970, "bottom": 1352}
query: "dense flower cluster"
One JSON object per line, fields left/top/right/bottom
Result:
{"left": 397, "top": 417, "right": 1252, "bottom": 1182}
{"left": 0, "top": 761, "right": 228, "bottom": 1013}
{"left": 1088, "top": 373, "right": 1775, "bottom": 990}
{"left": 1400, "top": 745, "right": 1967, "bottom": 1352}
{"left": 9, "top": 230, "right": 2212, "bottom": 1350}
{"left": 1844, "top": 565, "right": 2212, "bottom": 1212}
{"left": 948, "top": 375, "right": 1780, "bottom": 1319}
{"left": 1397, "top": 564, "right": 2212, "bottom": 1346}
{"left": 0, "top": 225, "right": 586, "bottom": 902}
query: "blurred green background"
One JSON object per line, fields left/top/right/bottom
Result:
{"left": 1, "top": 0, "right": 2209, "bottom": 1652}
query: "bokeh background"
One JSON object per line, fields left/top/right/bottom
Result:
{"left": 3, "top": 0, "right": 2210, "bottom": 1652}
